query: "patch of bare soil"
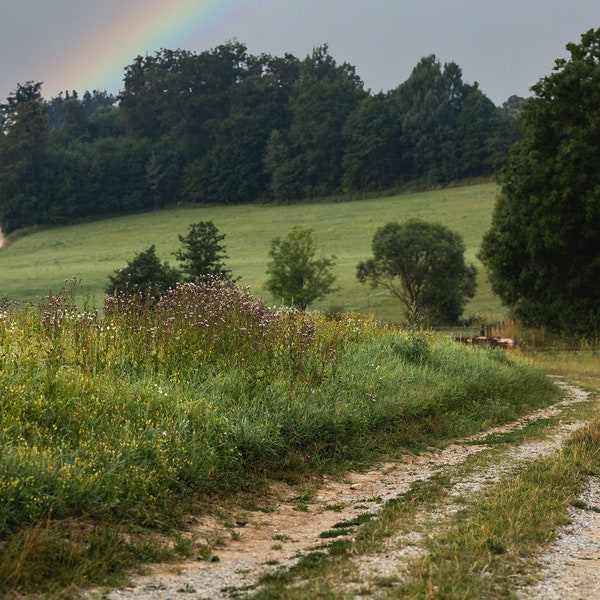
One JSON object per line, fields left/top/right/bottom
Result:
{"left": 98, "top": 383, "right": 595, "bottom": 600}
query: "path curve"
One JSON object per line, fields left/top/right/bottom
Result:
{"left": 99, "top": 382, "right": 596, "bottom": 600}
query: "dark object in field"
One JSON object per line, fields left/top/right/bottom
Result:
{"left": 454, "top": 335, "right": 518, "bottom": 349}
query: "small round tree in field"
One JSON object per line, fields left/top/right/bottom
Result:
{"left": 106, "top": 245, "right": 180, "bottom": 296}
{"left": 479, "top": 28, "right": 600, "bottom": 335}
{"left": 265, "top": 225, "right": 338, "bottom": 311}
{"left": 357, "top": 219, "right": 477, "bottom": 327}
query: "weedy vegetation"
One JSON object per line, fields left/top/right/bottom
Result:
{"left": 0, "top": 276, "right": 558, "bottom": 597}
{"left": 244, "top": 347, "right": 600, "bottom": 600}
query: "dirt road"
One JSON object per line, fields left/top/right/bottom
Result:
{"left": 100, "top": 382, "right": 598, "bottom": 599}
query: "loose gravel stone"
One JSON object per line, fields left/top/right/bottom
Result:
{"left": 517, "top": 477, "right": 600, "bottom": 600}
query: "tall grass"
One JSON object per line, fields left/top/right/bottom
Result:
{"left": 0, "top": 279, "right": 557, "bottom": 595}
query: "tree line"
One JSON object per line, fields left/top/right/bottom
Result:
{"left": 0, "top": 42, "right": 524, "bottom": 234}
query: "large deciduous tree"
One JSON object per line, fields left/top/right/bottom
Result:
{"left": 264, "top": 45, "right": 366, "bottom": 200}
{"left": 479, "top": 28, "right": 600, "bottom": 335}
{"left": 357, "top": 220, "right": 477, "bottom": 326}
{"left": 265, "top": 226, "right": 338, "bottom": 310}
{"left": 341, "top": 93, "right": 405, "bottom": 192}
{"left": 392, "top": 56, "right": 466, "bottom": 183}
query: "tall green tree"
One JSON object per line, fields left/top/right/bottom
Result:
{"left": 185, "top": 52, "right": 300, "bottom": 205}
{"left": 265, "top": 226, "right": 338, "bottom": 310}
{"left": 341, "top": 93, "right": 405, "bottom": 191}
{"left": 485, "top": 95, "right": 526, "bottom": 168}
{"left": 86, "top": 136, "right": 152, "bottom": 213}
{"left": 119, "top": 43, "right": 248, "bottom": 147}
{"left": 392, "top": 56, "right": 466, "bottom": 182}
{"left": 87, "top": 105, "right": 123, "bottom": 140}
{"left": 182, "top": 114, "right": 269, "bottom": 205}
{"left": 174, "top": 221, "right": 234, "bottom": 282}
{"left": 357, "top": 220, "right": 477, "bottom": 326}
{"left": 106, "top": 245, "right": 180, "bottom": 296}
{"left": 479, "top": 28, "right": 600, "bottom": 334}
{"left": 59, "top": 96, "right": 89, "bottom": 142}
{"left": 453, "top": 84, "right": 499, "bottom": 178}
{"left": 47, "top": 90, "right": 116, "bottom": 130}
{"left": 263, "top": 129, "right": 304, "bottom": 202}
{"left": 81, "top": 90, "right": 116, "bottom": 118}
{"left": 265, "top": 45, "right": 366, "bottom": 199}
{"left": 44, "top": 140, "right": 94, "bottom": 224}
{"left": 120, "top": 44, "right": 299, "bottom": 207}
{"left": 0, "top": 82, "right": 50, "bottom": 232}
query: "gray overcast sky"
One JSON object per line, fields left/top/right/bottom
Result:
{"left": 1, "top": 0, "right": 600, "bottom": 106}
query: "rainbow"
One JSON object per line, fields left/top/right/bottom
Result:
{"left": 49, "top": 0, "right": 267, "bottom": 97}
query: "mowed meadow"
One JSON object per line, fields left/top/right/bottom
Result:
{"left": 0, "top": 182, "right": 506, "bottom": 322}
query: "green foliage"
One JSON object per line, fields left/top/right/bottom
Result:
{"left": 46, "top": 89, "right": 116, "bottom": 130}
{"left": 182, "top": 114, "right": 270, "bottom": 205}
{"left": 341, "top": 93, "right": 405, "bottom": 191}
{"left": 391, "top": 331, "right": 433, "bottom": 365}
{"left": 106, "top": 244, "right": 180, "bottom": 296}
{"left": 391, "top": 55, "right": 511, "bottom": 184}
{"left": 456, "top": 84, "right": 505, "bottom": 176}
{"left": 263, "top": 129, "right": 304, "bottom": 202}
{"left": 265, "top": 225, "right": 338, "bottom": 310}
{"left": 0, "top": 282, "right": 558, "bottom": 594}
{"left": 480, "top": 28, "right": 600, "bottom": 335}
{"left": 265, "top": 45, "right": 367, "bottom": 199}
{"left": 0, "top": 519, "right": 174, "bottom": 596}
{"left": 0, "top": 44, "right": 520, "bottom": 234}
{"left": 85, "top": 136, "right": 153, "bottom": 213}
{"left": 173, "top": 220, "right": 234, "bottom": 282}
{"left": 357, "top": 219, "right": 477, "bottom": 326}
{"left": 0, "top": 82, "right": 50, "bottom": 233}
{"left": 393, "top": 55, "right": 465, "bottom": 182}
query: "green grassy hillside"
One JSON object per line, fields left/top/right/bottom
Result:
{"left": 0, "top": 182, "right": 506, "bottom": 322}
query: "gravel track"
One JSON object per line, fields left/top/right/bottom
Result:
{"left": 516, "top": 476, "right": 600, "bottom": 600}
{"left": 90, "top": 382, "right": 597, "bottom": 600}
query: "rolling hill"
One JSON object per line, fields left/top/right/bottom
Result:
{"left": 0, "top": 183, "right": 506, "bottom": 323}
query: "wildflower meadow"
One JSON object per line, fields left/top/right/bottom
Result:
{"left": 0, "top": 277, "right": 558, "bottom": 594}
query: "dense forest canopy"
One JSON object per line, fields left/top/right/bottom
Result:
{"left": 0, "top": 41, "right": 524, "bottom": 234}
